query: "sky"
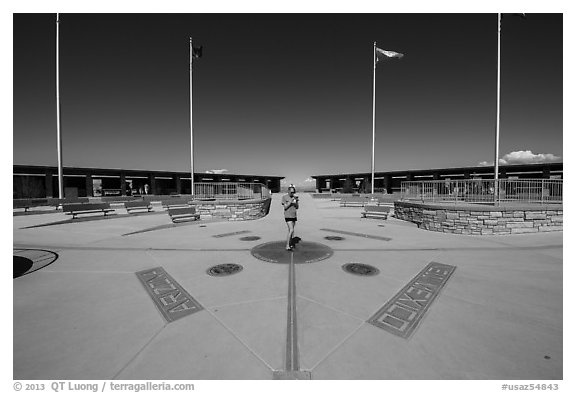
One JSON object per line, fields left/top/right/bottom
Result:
{"left": 12, "top": 12, "right": 563, "bottom": 187}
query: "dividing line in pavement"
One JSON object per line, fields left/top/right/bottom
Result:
{"left": 273, "top": 252, "right": 311, "bottom": 380}
{"left": 286, "top": 252, "right": 298, "bottom": 371}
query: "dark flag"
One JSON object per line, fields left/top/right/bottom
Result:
{"left": 192, "top": 46, "right": 203, "bottom": 58}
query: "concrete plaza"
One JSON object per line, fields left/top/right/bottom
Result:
{"left": 13, "top": 193, "right": 562, "bottom": 380}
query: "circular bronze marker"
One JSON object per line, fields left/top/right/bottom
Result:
{"left": 207, "top": 263, "right": 243, "bottom": 277}
{"left": 251, "top": 241, "right": 333, "bottom": 264}
{"left": 342, "top": 263, "right": 380, "bottom": 276}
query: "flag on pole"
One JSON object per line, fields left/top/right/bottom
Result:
{"left": 376, "top": 47, "right": 404, "bottom": 63}
{"left": 192, "top": 46, "right": 203, "bottom": 58}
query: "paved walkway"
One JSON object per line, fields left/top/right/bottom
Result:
{"left": 13, "top": 194, "right": 563, "bottom": 379}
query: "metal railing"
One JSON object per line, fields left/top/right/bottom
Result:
{"left": 192, "top": 182, "right": 269, "bottom": 200}
{"left": 401, "top": 179, "right": 562, "bottom": 205}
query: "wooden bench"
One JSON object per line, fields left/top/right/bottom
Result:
{"left": 361, "top": 205, "right": 390, "bottom": 220}
{"left": 124, "top": 200, "right": 153, "bottom": 213}
{"left": 62, "top": 202, "right": 115, "bottom": 219}
{"left": 167, "top": 206, "right": 200, "bottom": 223}
{"left": 13, "top": 198, "right": 48, "bottom": 212}
{"left": 162, "top": 198, "right": 193, "bottom": 209}
{"left": 46, "top": 197, "right": 90, "bottom": 209}
{"left": 340, "top": 196, "right": 369, "bottom": 207}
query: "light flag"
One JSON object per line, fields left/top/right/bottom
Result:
{"left": 376, "top": 47, "right": 404, "bottom": 63}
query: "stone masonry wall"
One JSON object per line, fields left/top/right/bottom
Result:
{"left": 394, "top": 201, "right": 562, "bottom": 235}
{"left": 191, "top": 198, "right": 272, "bottom": 221}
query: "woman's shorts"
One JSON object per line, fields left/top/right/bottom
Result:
{"left": 285, "top": 217, "right": 297, "bottom": 222}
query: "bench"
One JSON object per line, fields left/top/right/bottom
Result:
{"left": 62, "top": 202, "right": 115, "bottom": 219}
{"left": 124, "top": 200, "right": 153, "bottom": 213}
{"left": 361, "top": 205, "right": 390, "bottom": 220}
{"left": 167, "top": 206, "right": 200, "bottom": 223}
{"left": 13, "top": 198, "right": 48, "bottom": 212}
{"left": 340, "top": 196, "right": 369, "bottom": 207}
{"left": 46, "top": 197, "right": 90, "bottom": 209}
{"left": 162, "top": 197, "right": 194, "bottom": 209}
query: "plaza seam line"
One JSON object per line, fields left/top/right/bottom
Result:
{"left": 296, "top": 294, "right": 365, "bottom": 322}
{"left": 297, "top": 259, "right": 449, "bottom": 316}
{"left": 207, "top": 295, "right": 287, "bottom": 310}
{"left": 201, "top": 305, "right": 276, "bottom": 372}
{"left": 308, "top": 321, "right": 366, "bottom": 372}
{"left": 112, "top": 325, "right": 167, "bottom": 380}
{"left": 286, "top": 252, "right": 299, "bottom": 372}
{"left": 144, "top": 250, "right": 276, "bottom": 372}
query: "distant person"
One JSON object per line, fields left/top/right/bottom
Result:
{"left": 139, "top": 186, "right": 144, "bottom": 195}
{"left": 144, "top": 184, "right": 150, "bottom": 195}
{"left": 282, "top": 186, "right": 299, "bottom": 251}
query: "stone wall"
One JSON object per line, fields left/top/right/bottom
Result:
{"left": 191, "top": 198, "right": 272, "bottom": 221}
{"left": 394, "top": 201, "right": 562, "bottom": 235}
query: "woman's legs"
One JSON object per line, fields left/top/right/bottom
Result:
{"left": 285, "top": 220, "right": 295, "bottom": 249}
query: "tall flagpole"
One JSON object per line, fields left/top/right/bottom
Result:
{"left": 371, "top": 41, "right": 377, "bottom": 195}
{"left": 189, "top": 37, "right": 195, "bottom": 196}
{"left": 56, "top": 13, "right": 64, "bottom": 199}
{"left": 494, "top": 13, "right": 502, "bottom": 205}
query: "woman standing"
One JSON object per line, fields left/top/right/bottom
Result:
{"left": 282, "top": 186, "right": 299, "bottom": 250}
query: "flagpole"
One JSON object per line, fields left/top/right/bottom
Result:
{"left": 56, "top": 13, "right": 64, "bottom": 199}
{"left": 189, "top": 37, "right": 195, "bottom": 196}
{"left": 494, "top": 13, "right": 501, "bottom": 205}
{"left": 371, "top": 41, "right": 377, "bottom": 195}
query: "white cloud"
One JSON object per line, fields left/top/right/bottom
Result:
{"left": 478, "top": 150, "right": 561, "bottom": 166}
{"left": 205, "top": 169, "right": 228, "bottom": 174}
{"left": 499, "top": 150, "right": 561, "bottom": 165}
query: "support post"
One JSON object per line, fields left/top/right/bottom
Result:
{"left": 56, "top": 13, "right": 64, "bottom": 199}
{"left": 190, "top": 37, "right": 195, "bottom": 196}
{"left": 494, "top": 13, "right": 502, "bottom": 206}
{"left": 371, "top": 41, "right": 377, "bottom": 195}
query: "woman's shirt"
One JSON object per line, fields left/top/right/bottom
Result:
{"left": 281, "top": 194, "right": 298, "bottom": 218}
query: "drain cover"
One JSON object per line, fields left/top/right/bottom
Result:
{"left": 342, "top": 263, "right": 380, "bottom": 276}
{"left": 251, "top": 241, "right": 333, "bottom": 264}
{"left": 239, "top": 236, "right": 261, "bottom": 241}
{"left": 207, "top": 263, "right": 243, "bottom": 277}
{"left": 324, "top": 236, "right": 345, "bottom": 241}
